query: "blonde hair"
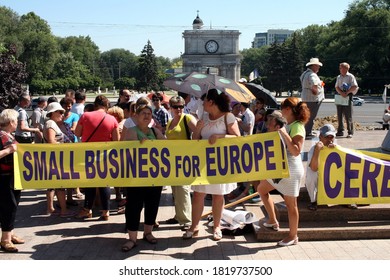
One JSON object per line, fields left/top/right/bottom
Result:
{"left": 0, "top": 109, "right": 18, "bottom": 128}
{"left": 107, "top": 106, "right": 124, "bottom": 122}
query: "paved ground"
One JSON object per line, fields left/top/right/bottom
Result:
{"left": 1, "top": 130, "right": 390, "bottom": 261}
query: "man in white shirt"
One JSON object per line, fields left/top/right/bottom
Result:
{"left": 300, "top": 58, "right": 325, "bottom": 138}
{"left": 334, "top": 62, "right": 359, "bottom": 138}
{"left": 71, "top": 90, "right": 87, "bottom": 117}
{"left": 237, "top": 102, "right": 255, "bottom": 136}
{"left": 306, "top": 124, "right": 337, "bottom": 210}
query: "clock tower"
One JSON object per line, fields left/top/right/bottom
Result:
{"left": 181, "top": 12, "right": 242, "bottom": 81}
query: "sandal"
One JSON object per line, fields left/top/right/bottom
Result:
{"left": 117, "top": 206, "right": 125, "bottom": 214}
{"left": 121, "top": 240, "right": 137, "bottom": 252}
{"left": 213, "top": 230, "right": 223, "bottom": 241}
{"left": 11, "top": 235, "right": 25, "bottom": 245}
{"left": 182, "top": 230, "right": 199, "bottom": 240}
{"left": 0, "top": 241, "right": 18, "bottom": 253}
{"left": 143, "top": 233, "right": 157, "bottom": 244}
{"left": 75, "top": 208, "right": 92, "bottom": 219}
{"left": 263, "top": 221, "right": 280, "bottom": 231}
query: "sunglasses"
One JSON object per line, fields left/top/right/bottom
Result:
{"left": 171, "top": 105, "right": 184, "bottom": 109}
{"left": 152, "top": 99, "right": 160, "bottom": 102}
{"left": 55, "top": 110, "right": 64, "bottom": 114}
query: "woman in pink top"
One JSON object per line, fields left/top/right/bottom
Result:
{"left": 75, "top": 95, "right": 120, "bottom": 220}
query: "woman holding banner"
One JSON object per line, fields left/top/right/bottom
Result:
{"left": 0, "top": 109, "right": 24, "bottom": 253}
{"left": 257, "top": 97, "right": 309, "bottom": 246}
{"left": 165, "top": 95, "right": 197, "bottom": 231}
{"left": 121, "top": 104, "right": 166, "bottom": 252}
{"left": 75, "top": 95, "right": 119, "bottom": 221}
{"left": 183, "top": 89, "right": 240, "bottom": 241}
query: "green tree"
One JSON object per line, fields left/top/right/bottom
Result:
{"left": 138, "top": 40, "right": 158, "bottom": 92}
{"left": 0, "top": 7, "right": 23, "bottom": 54}
{"left": 100, "top": 48, "right": 139, "bottom": 81}
{"left": 264, "top": 42, "right": 285, "bottom": 96}
{"left": 114, "top": 77, "right": 136, "bottom": 90}
{"left": 57, "top": 36, "right": 101, "bottom": 74}
{"left": 51, "top": 52, "right": 91, "bottom": 81}
{"left": 0, "top": 44, "right": 28, "bottom": 109}
{"left": 283, "top": 33, "right": 304, "bottom": 92}
{"left": 171, "top": 57, "right": 183, "bottom": 69}
{"left": 241, "top": 47, "right": 269, "bottom": 81}
{"left": 18, "top": 12, "right": 59, "bottom": 83}
{"left": 341, "top": 0, "right": 390, "bottom": 92}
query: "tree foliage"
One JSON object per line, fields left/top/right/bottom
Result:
{"left": 18, "top": 12, "right": 59, "bottom": 83}
{"left": 2, "top": 2, "right": 390, "bottom": 96}
{"left": 0, "top": 44, "right": 28, "bottom": 109}
{"left": 57, "top": 36, "right": 101, "bottom": 74}
{"left": 138, "top": 40, "right": 159, "bottom": 92}
{"left": 240, "top": 47, "right": 269, "bottom": 80}
{"left": 100, "top": 48, "right": 139, "bottom": 82}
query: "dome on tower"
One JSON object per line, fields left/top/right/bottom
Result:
{"left": 192, "top": 11, "right": 203, "bottom": 30}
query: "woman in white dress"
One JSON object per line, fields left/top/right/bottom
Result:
{"left": 183, "top": 89, "right": 240, "bottom": 241}
{"left": 257, "top": 97, "right": 310, "bottom": 246}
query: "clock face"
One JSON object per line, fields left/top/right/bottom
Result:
{"left": 205, "top": 40, "right": 219, "bottom": 53}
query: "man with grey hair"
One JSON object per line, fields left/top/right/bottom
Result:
{"left": 335, "top": 62, "right": 359, "bottom": 138}
{"left": 14, "top": 93, "right": 41, "bottom": 143}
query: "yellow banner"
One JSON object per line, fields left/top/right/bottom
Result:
{"left": 14, "top": 132, "right": 289, "bottom": 190}
{"left": 318, "top": 146, "right": 390, "bottom": 204}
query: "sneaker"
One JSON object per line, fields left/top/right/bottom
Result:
{"left": 347, "top": 134, "right": 353, "bottom": 138}
{"left": 336, "top": 132, "right": 344, "bottom": 137}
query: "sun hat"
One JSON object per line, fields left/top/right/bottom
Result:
{"left": 46, "top": 102, "right": 65, "bottom": 116}
{"left": 306, "top": 58, "right": 323, "bottom": 67}
{"left": 319, "top": 124, "right": 336, "bottom": 137}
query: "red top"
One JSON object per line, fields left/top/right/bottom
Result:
{"left": 79, "top": 111, "right": 118, "bottom": 142}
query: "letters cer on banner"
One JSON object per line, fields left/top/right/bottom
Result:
{"left": 14, "top": 132, "right": 289, "bottom": 190}
{"left": 318, "top": 146, "right": 390, "bottom": 205}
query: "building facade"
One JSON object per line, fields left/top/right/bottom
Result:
{"left": 181, "top": 13, "right": 242, "bottom": 81}
{"left": 252, "top": 29, "right": 294, "bottom": 48}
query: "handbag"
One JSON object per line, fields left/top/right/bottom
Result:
{"left": 334, "top": 94, "right": 349, "bottom": 106}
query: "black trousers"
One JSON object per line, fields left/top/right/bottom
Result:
{"left": 125, "top": 186, "right": 162, "bottom": 231}
{"left": 0, "top": 175, "right": 21, "bottom": 232}
{"left": 83, "top": 187, "right": 111, "bottom": 211}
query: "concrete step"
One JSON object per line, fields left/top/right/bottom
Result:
{"left": 242, "top": 195, "right": 390, "bottom": 242}
{"left": 278, "top": 202, "right": 390, "bottom": 223}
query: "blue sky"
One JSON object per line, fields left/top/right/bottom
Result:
{"left": 1, "top": 0, "right": 356, "bottom": 59}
